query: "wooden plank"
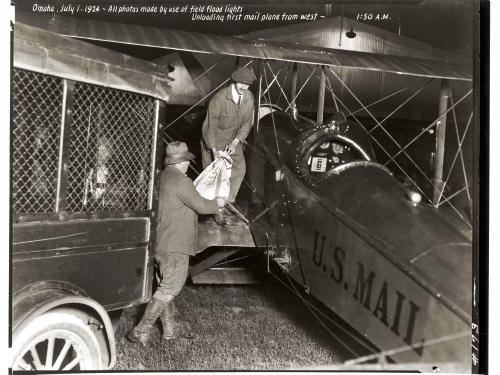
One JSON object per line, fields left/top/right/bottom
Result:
{"left": 12, "top": 218, "right": 149, "bottom": 252}
{"left": 196, "top": 216, "right": 255, "bottom": 253}
{"left": 12, "top": 243, "right": 142, "bottom": 261}
{"left": 190, "top": 249, "right": 239, "bottom": 277}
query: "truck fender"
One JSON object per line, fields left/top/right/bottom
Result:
{"left": 12, "top": 281, "right": 116, "bottom": 370}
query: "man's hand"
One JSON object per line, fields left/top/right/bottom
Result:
{"left": 212, "top": 148, "right": 219, "bottom": 160}
{"left": 227, "top": 139, "right": 239, "bottom": 155}
{"left": 215, "top": 196, "right": 227, "bottom": 208}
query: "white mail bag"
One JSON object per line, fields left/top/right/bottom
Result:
{"left": 194, "top": 151, "right": 232, "bottom": 200}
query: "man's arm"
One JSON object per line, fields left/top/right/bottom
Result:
{"left": 234, "top": 94, "right": 255, "bottom": 143}
{"left": 178, "top": 178, "right": 221, "bottom": 215}
{"left": 205, "top": 95, "right": 221, "bottom": 150}
{"left": 227, "top": 138, "right": 239, "bottom": 154}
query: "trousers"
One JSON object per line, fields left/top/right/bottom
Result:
{"left": 152, "top": 252, "right": 190, "bottom": 303}
{"left": 200, "top": 141, "right": 246, "bottom": 203}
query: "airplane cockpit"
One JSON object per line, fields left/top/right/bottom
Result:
{"left": 306, "top": 139, "right": 363, "bottom": 175}
{"left": 293, "top": 121, "right": 374, "bottom": 186}
{"left": 254, "top": 105, "right": 376, "bottom": 187}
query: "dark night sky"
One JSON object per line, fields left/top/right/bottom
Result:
{"left": 14, "top": 0, "right": 475, "bottom": 58}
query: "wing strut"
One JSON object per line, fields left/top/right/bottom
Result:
{"left": 316, "top": 65, "right": 326, "bottom": 125}
{"left": 432, "top": 80, "right": 451, "bottom": 205}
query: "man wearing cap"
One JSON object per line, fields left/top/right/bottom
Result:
{"left": 127, "top": 141, "right": 225, "bottom": 344}
{"left": 201, "top": 66, "right": 257, "bottom": 225}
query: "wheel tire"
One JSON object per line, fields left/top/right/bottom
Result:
{"left": 12, "top": 310, "right": 104, "bottom": 371}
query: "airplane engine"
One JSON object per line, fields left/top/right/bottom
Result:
{"left": 247, "top": 106, "right": 472, "bottom": 373}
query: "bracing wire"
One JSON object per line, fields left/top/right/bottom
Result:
{"left": 214, "top": 254, "right": 253, "bottom": 267}
{"left": 315, "top": 64, "right": 473, "bottom": 222}
{"left": 438, "top": 186, "right": 469, "bottom": 208}
{"left": 172, "top": 55, "right": 229, "bottom": 99}
{"left": 261, "top": 61, "right": 290, "bottom": 98}
{"left": 162, "top": 60, "right": 268, "bottom": 212}
{"left": 269, "top": 264, "right": 471, "bottom": 367}
{"left": 306, "top": 67, "right": 433, "bottom": 202}
{"left": 437, "top": 111, "right": 473, "bottom": 206}
{"left": 163, "top": 59, "right": 255, "bottom": 135}
{"left": 260, "top": 65, "right": 311, "bottom": 291}
{"left": 445, "top": 91, "right": 473, "bottom": 205}
{"left": 160, "top": 57, "right": 474, "bottom": 366}
{"left": 344, "top": 329, "right": 470, "bottom": 366}
{"left": 284, "top": 65, "right": 318, "bottom": 112}
{"left": 369, "top": 78, "right": 434, "bottom": 134}
{"left": 274, "top": 62, "right": 291, "bottom": 107}
{"left": 327, "top": 67, "right": 439, "bottom": 191}
{"left": 324, "top": 67, "right": 414, "bottom": 119}
{"left": 382, "top": 89, "right": 472, "bottom": 166}
{"left": 325, "top": 74, "right": 339, "bottom": 112}
{"left": 262, "top": 66, "right": 281, "bottom": 157}
{"left": 305, "top": 64, "right": 432, "bottom": 201}
{"left": 266, "top": 61, "right": 294, "bottom": 111}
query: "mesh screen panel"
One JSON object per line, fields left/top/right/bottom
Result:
{"left": 12, "top": 69, "right": 63, "bottom": 214}
{"left": 66, "top": 82, "right": 156, "bottom": 212}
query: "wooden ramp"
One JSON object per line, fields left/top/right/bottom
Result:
{"left": 196, "top": 213, "right": 255, "bottom": 253}
{"left": 192, "top": 213, "right": 258, "bottom": 284}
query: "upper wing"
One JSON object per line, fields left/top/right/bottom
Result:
{"left": 16, "top": 11, "right": 472, "bottom": 82}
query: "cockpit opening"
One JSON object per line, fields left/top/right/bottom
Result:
{"left": 295, "top": 128, "right": 371, "bottom": 186}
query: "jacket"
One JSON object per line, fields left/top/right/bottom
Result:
{"left": 156, "top": 166, "right": 219, "bottom": 256}
{"left": 202, "top": 85, "right": 254, "bottom": 149}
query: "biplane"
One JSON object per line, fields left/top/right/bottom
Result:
{"left": 11, "top": 10, "right": 475, "bottom": 373}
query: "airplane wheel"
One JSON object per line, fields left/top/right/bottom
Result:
{"left": 12, "top": 310, "right": 103, "bottom": 371}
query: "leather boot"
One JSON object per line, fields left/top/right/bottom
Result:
{"left": 126, "top": 298, "right": 164, "bottom": 345}
{"left": 161, "top": 301, "right": 194, "bottom": 340}
{"left": 160, "top": 300, "right": 176, "bottom": 340}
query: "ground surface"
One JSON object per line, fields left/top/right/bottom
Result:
{"left": 114, "top": 278, "right": 354, "bottom": 370}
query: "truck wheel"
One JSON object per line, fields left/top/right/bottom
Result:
{"left": 109, "top": 309, "right": 124, "bottom": 337}
{"left": 12, "top": 310, "right": 103, "bottom": 370}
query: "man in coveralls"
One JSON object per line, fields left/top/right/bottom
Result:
{"left": 201, "top": 66, "right": 257, "bottom": 225}
{"left": 127, "top": 141, "right": 225, "bottom": 344}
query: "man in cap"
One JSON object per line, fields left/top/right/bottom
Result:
{"left": 201, "top": 66, "right": 257, "bottom": 225}
{"left": 127, "top": 141, "right": 225, "bottom": 344}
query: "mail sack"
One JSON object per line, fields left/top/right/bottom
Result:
{"left": 194, "top": 152, "right": 232, "bottom": 200}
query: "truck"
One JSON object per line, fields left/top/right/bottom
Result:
{"left": 11, "top": 22, "right": 171, "bottom": 370}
